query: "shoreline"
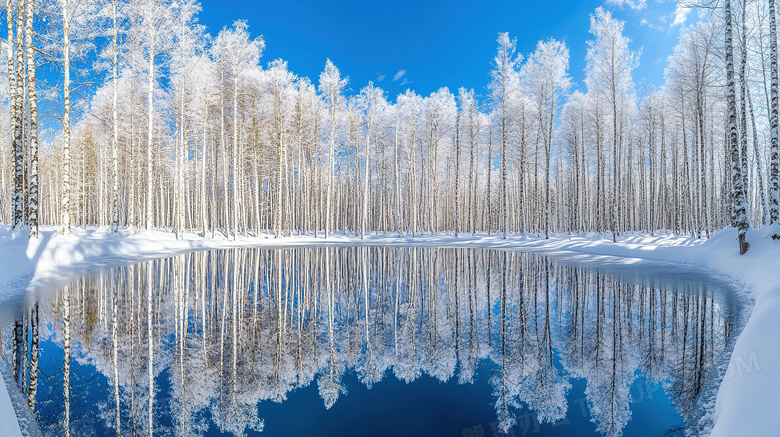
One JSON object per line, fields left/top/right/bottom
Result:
{"left": 0, "top": 224, "right": 776, "bottom": 436}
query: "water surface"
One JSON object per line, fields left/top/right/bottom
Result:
{"left": 0, "top": 246, "right": 734, "bottom": 436}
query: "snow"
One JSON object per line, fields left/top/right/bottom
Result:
{"left": 0, "top": 360, "right": 42, "bottom": 437}
{"left": 0, "top": 369, "right": 22, "bottom": 437}
{"left": 0, "top": 224, "right": 777, "bottom": 436}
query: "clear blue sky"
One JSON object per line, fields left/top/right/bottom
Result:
{"left": 201, "top": 0, "right": 687, "bottom": 99}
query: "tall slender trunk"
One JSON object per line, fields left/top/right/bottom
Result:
{"left": 726, "top": 0, "right": 750, "bottom": 254}
{"left": 113, "top": 297, "right": 120, "bottom": 436}
{"left": 147, "top": 265, "right": 154, "bottom": 437}
{"left": 487, "top": 128, "right": 492, "bottom": 234}
{"left": 220, "top": 67, "right": 228, "bottom": 236}
{"left": 770, "top": 0, "right": 780, "bottom": 227}
{"left": 410, "top": 105, "right": 417, "bottom": 235}
{"left": 201, "top": 109, "right": 209, "bottom": 237}
{"left": 145, "top": 0, "right": 155, "bottom": 230}
{"left": 361, "top": 103, "right": 372, "bottom": 239}
{"left": 546, "top": 96, "right": 555, "bottom": 239}
{"left": 177, "top": 84, "right": 186, "bottom": 237}
{"left": 468, "top": 111, "right": 476, "bottom": 234}
{"left": 6, "top": 0, "right": 15, "bottom": 224}
{"left": 274, "top": 83, "right": 283, "bottom": 237}
{"left": 111, "top": 0, "right": 119, "bottom": 232}
{"left": 12, "top": 0, "right": 24, "bottom": 229}
{"left": 501, "top": 97, "right": 508, "bottom": 239}
{"left": 325, "top": 94, "right": 336, "bottom": 238}
{"left": 748, "top": 86, "right": 768, "bottom": 224}
{"left": 612, "top": 52, "right": 619, "bottom": 242}
{"left": 63, "top": 286, "right": 71, "bottom": 437}
{"left": 232, "top": 71, "right": 239, "bottom": 239}
{"left": 520, "top": 103, "right": 527, "bottom": 233}
{"left": 454, "top": 110, "right": 461, "bottom": 236}
{"left": 394, "top": 116, "right": 402, "bottom": 235}
{"left": 697, "top": 96, "right": 709, "bottom": 237}
{"left": 739, "top": 0, "right": 750, "bottom": 221}
{"left": 12, "top": 322, "right": 21, "bottom": 388}
{"left": 27, "top": 304, "right": 39, "bottom": 411}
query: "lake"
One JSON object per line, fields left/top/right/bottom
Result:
{"left": 0, "top": 246, "right": 738, "bottom": 437}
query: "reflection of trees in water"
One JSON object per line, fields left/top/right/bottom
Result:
{"left": 3, "top": 247, "right": 726, "bottom": 437}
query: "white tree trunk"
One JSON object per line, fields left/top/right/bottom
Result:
{"left": 232, "top": 72, "right": 238, "bottom": 239}
{"left": 111, "top": 0, "right": 119, "bottom": 232}
{"left": 361, "top": 109, "right": 372, "bottom": 239}
{"left": 326, "top": 95, "right": 336, "bottom": 239}
{"left": 769, "top": 0, "right": 780, "bottom": 227}
{"left": 26, "top": 0, "right": 39, "bottom": 238}
{"left": 145, "top": 0, "right": 155, "bottom": 230}
{"left": 726, "top": 0, "right": 750, "bottom": 254}
{"left": 63, "top": 285, "right": 71, "bottom": 436}
{"left": 12, "top": 0, "right": 24, "bottom": 229}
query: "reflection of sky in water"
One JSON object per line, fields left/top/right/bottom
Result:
{"left": 1, "top": 247, "right": 730, "bottom": 437}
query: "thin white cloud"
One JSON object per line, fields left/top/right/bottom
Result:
{"left": 376, "top": 74, "right": 386, "bottom": 82}
{"left": 639, "top": 17, "right": 663, "bottom": 31}
{"left": 606, "top": 0, "right": 646, "bottom": 10}
{"left": 671, "top": 4, "right": 691, "bottom": 27}
{"left": 392, "top": 69, "right": 406, "bottom": 81}
{"left": 400, "top": 78, "right": 411, "bottom": 86}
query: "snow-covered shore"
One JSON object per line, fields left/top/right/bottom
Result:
{"left": 0, "top": 224, "right": 777, "bottom": 436}
{"left": 0, "top": 369, "right": 23, "bottom": 437}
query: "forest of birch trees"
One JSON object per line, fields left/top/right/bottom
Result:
{"left": 1, "top": 0, "right": 779, "bottom": 253}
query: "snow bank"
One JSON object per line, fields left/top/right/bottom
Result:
{"left": 0, "top": 224, "right": 776, "bottom": 436}
{"left": 0, "top": 361, "right": 42, "bottom": 437}
{"left": 0, "top": 369, "right": 23, "bottom": 437}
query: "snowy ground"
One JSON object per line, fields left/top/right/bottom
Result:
{"left": 0, "top": 224, "right": 777, "bottom": 436}
{"left": 0, "top": 369, "right": 23, "bottom": 437}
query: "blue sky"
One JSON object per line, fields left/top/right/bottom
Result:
{"left": 204, "top": 1, "right": 688, "bottom": 99}
{"left": 198, "top": 0, "right": 690, "bottom": 100}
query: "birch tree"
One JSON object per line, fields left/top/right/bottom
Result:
{"left": 4, "top": 0, "right": 15, "bottom": 224}
{"left": 357, "top": 81, "right": 383, "bottom": 239}
{"left": 319, "top": 59, "right": 347, "bottom": 239}
{"left": 264, "top": 59, "right": 295, "bottom": 238}
{"left": 141, "top": 0, "right": 170, "bottom": 230}
{"left": 725, "top": 0, "right": 750, "bottom": 254}
{"left": 523, "top": 38, "right": 571, "bottom": 238}
{"left": 26, "top": 0, "right": 39, "bottom": 238}
{"left": 585, "top": 7, "right": 638, "bottom": 242}
{"left": 12, "top": 0, "right": 23, "bottom": 229}
{"left": 489, "top": 32, "right": 521, "bottom": 239}
{"left": 770, "top": 0, "right": 780, "bottom": 234}
{"left": 109, "top": 0, "right": 121, "bottom": 232}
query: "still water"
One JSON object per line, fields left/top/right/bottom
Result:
{"left": 1, "top": 247, "right": 736, "bottom": 437}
